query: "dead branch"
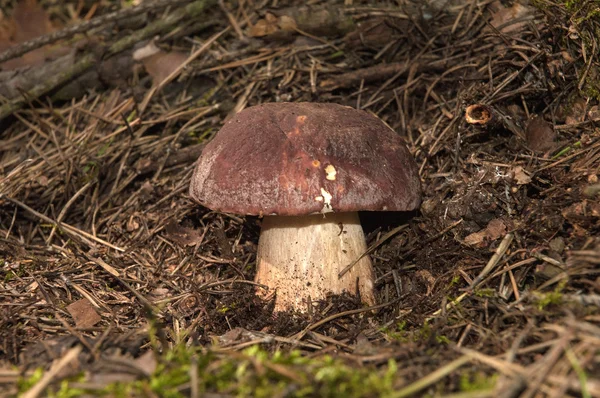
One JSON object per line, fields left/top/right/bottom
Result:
{"left": 0, "top": 0, "right": 217, "bottom": 121}
{"left": 320, "top": 61, "right": 445, "bottom": 90}
{"left": 134, "top": 143, "right": 206, "bottom": 175}
{"left": 0, "top": 0, "right": 193, "bottom": 65}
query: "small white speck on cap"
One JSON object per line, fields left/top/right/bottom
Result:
{"left": 324, "top": 164, "right": 337, "bottom": 181}
{"left": 320, "top": 188, "right": 333, "bottom": 213}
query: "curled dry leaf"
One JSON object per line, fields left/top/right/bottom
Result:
{"left": 489, "top": 1, "right": 534, "bottom": 34}
{"left": 249, "top": 12, "right": 297, "bottom": 38}
{"left": 526, "top": 116, "right": 556, "bottom": 152}
{"left": 464, "top": 230, "right": 488, "bottom": 246}
{"left": 588, "top": 105, "right": 600, "bottom": 121}
{"left": 511, "top": 166, "right": 532, "bottom": 185}
{"left": 562, "top": 98, "right": 587, "bottom": 125}
{"left": 133, "top": 41, "right": 188, "bottom": 85}
{"left": 164, "top": 221, "right": 203, "bottom": 247}
{"left": 464, "top": 218, "right": 507, "bottom": 246}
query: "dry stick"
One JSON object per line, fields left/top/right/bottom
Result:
{"left": 470, "top": 232, "right": 514, "bottom": 288}
{"left": 462, "top": 344, "right": 599, "bottom": 396}
{"left": 0, "top": 0, "right": 193, "bottom": 64}
{"left": 390, "top": 355, "right": 471, "bottom": 398}
{"left": 293, "top": 298, "right": 401, "bottom": 340}
{"left": 83, "top": 254, "right": 158, "bottom": 313}
{"left": 46, "top": 180, "right": 94, "bottom": 245}
{"left": 0, "top": 194, "right": 124, "bottom": 252}
{"left": 520, "top": 334, "right": 571, "bottom": 398}
{"left": 460, "top": 346, "right": 523, "bottom": 378}
{"left": 338, "top": 224, "right": 408, "bottom": 278}
{"left": 21, "top": 345, "right": 83, "bottom": 398}
{"left": 0, "top": 0, "right": 217, "bottom": 120}
{"left": 427, "top": 292, "right": 469, "bottom": 321}
{"left": 0, "top": 53, "right": 96, "bottom": 121}
{"left": 401, "top": 219, "right": 463, "bottom": 260}
{"left": 536, "top": 139, "right": 600, "bottom": 172}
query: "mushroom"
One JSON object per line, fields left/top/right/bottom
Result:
{"left": 189, "top": 102, "right": 421, "bottom": 312}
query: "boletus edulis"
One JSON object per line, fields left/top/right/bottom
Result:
{"left": 189, "top": 102, "right": 421, "bottom": 312}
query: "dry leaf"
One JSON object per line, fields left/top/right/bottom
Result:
{"left": 563, "top": 98, "right": 587, "bottom": 125}
{"left": 486, "top": 218, "right": 507, "bottom": 240}
{"left": 345, "top": 18, "right": 403, "bottom": 49}
{"left": 66, "top": 298, "right": 102, "bottom": 328}
{"left": 526, "top": 116, "right": 556, "bottom": 152}
{"left": 13, "top": 0, "right": 54, "bottom": 43}
{"left": 133, "top": 41, "right": 188, "bottom": 85}
{"left": 126, "top": 215, "right": 140, "bottom": 232}
{"left": 464, "top": 218, "right": 507, "bottom": 246}
{"left": 464, "top": 230, "right": 487, "bottom": 246}
{"left": 249, "top": 13, "right": 279, "bottom": 37}
{"left": 511, "top": 166, "right": 532, "bottom": 185}
{"left": 588, "top": 105, "right": 600, "bottom": 121}
{"left": 164, "top": 221, "right": 202, "bottom": 247}
{"left": 249, "top": 12, "right": 297, "bottom": 38}
{"left": 489, "top": 2, "right": 533, "bottom": 33}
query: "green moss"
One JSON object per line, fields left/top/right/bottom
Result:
{"left": 50, "top": 380, "right": 86, "bottom": 398}
{"left": 435, "top": 335, "right": 451, "bottom": 345}
{"left": 188, "top": 127, "right": 214, "bottom": 143}
{"left": 474, "top": 288, "right": 496, "bottom": 298}
{"left": 533, "top": 280, "right": 568, "bottom": 310}
{"left": 20, "top": 344, "right": 405, "bottom": 397}
{"left": 459, "top": 371, "right": 498, "bottom": 392}
{"left": 380, "top": 320, "right": 450, "bottom": 345}
{"left": 448, "top": 275, "right": 461, "bottom": 288}
{"left": 18, "top": 367, "right": 44, "bottom": 391}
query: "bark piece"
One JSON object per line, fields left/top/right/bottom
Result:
{"left": 66, "top": 298, "right": 101, "bottom": 328}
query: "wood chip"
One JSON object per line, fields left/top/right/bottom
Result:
{"left": 66, "top": 298, "right": 102, "bottom": 328}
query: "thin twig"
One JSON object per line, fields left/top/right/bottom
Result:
{"left": 1, "top": 194, "right": 124, "bottom": 252}
{"left": 470, "top": 233, "right": 514, "bottom": 288}
{"left": 338, "top": 224, "right": 408, "bottom": 278}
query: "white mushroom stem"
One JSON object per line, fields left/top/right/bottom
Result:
{"left": 255, "top": 212, "right": 375, "bottom": 312}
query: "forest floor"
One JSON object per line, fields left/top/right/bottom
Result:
{"left": 0, "top": 0, "right": 599, "bottom": 397}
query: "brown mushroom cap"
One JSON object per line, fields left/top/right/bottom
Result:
{"left": 190, "top": 102, "right": 421, "bottom": 216}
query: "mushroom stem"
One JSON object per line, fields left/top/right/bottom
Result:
{"left": 255, "top": 212, "right": 375, "bottom": 312}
